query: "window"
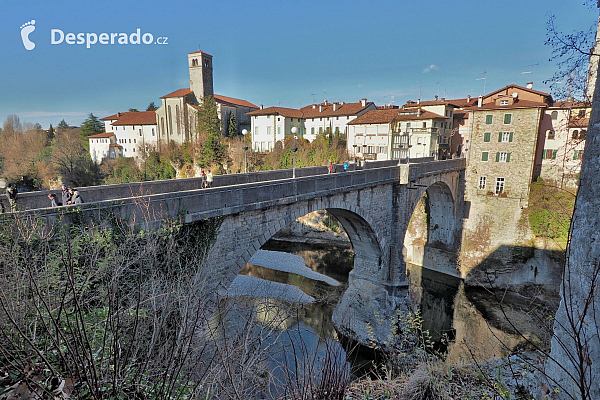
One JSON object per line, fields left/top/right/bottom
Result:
{"left": 580, "top": 129, "right": 587, "bottom": 139}
{"left": 152, "top": 128, "right": 155, "bottom": 136}
{"left": 134, "top": 139, "right": 136, "bottom": 143}
{"left": 311, "top": 127, "right": 315, "bottom": 135}
{"left": 481, "top": 151, "right": 489, "bottom": 161}
{"left": 547, "top": 130, "right": 555, "bottom": 140}
{"left": 406, "top": 123, "right": 411, "bottom": 130}
{"left": 543, "top": 149, "right": 556, "bottom": 159}
{"left": 434, "top": 122, "right": 437, "bottom": 128}
{"left": 496, "top": 152, "right": 510, "bottom": 162}
{"left": 483, "top": 132, "right": 491, "bottom": 142}
{"left": 578, "top": 109, "right": 586, "bottom": 117}
{"left": 572, "top": 130, "right": 579, "bottom": 139}
{"left": 499, "top": 132, "right": 513, "bottom": 142}
{"left": 500, "top": 100, "right": 509, "bottom": 106}
{"left": 551, "top": 111, "right": 558, "bottom": 120}
{"left": 495, "top": 177, "right": 505, "bottom": 195}
{"left": 319, "top": 127, "right": 323, "bottom": 134}
{"left": 277, "top": 127, "right": 281, "bottom": 136}
{"left": 422, "top": 122, "right": 426, "bottom": 128}
{"left": 503, "top": 114, "right": 512, "bottom": 124}
{"left": 485, "top": 115, "right": 493, "bottom": 124}
{"left": 573, "top": 150, "right": 579, "bottom": 160}
{"left": 479, "top": 176, "right": 486, "bottom": 189}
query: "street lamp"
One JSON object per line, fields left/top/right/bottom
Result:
{"left": 291, "top": 127, "right": 298, "bottom": 178}
{"left": 405, "top": 132, "right": 413, "bottom": 164}
{"left": 241, "top": 129, "right": 249, "bottom": 174}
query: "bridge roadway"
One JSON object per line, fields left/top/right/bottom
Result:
{"left": 6, "top": 158, "right": 466, "bottom": 349}
{"left": 9, "top": 159, "right": 465, "bottom": 223}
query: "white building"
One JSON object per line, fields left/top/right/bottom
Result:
{"left": 247, "top": 107, "right": 304, "bottom": 152}
{"left": 247, "top": 99, "right": 376, "bottom": 152}
{"left": 90, "top": 111, "right": 157, "bottom": 163}
{"left": 348, "top": 107, "right": 448, "bottom": 160}
{"left": 536, "top": 101, "right": 589, "bottom": 187}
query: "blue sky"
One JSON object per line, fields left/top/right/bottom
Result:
{"left": 1, "top": 0, "right": 597, "bottom": 128}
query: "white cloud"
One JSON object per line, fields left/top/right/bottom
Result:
{"left": 422, "top": 64, "right": 439, "bottom": 73}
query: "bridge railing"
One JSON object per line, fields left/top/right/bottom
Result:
{"left": 408, "top": 158, "right": 466, "bottom": 180}
{"left": 7, "top": 164, "right": 401, "bottom": 225}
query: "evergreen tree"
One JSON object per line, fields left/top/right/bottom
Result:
{"left": 80, "top": 114, "right": 104, "bottom": 137}
{"left": 146, "top": 102, "right": 157, "bottom": 111}
{"left": 129, "top": 108, "right": 139, "bottom": 112}
{"left": 196, "top": 96, "right": 225, "bottom": 167}
{"left": 57, "top": 119, "right": 69, "bottom": 134}
{"left": 227, "top": 112, "right": 238, "bottom": 139}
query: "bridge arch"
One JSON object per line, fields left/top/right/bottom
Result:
{"left": 204, "top": 194, "right": 390, "bottom": 300}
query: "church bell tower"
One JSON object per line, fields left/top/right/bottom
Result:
{"left": 188, "top": 50, "right": 214, "bottom": 103}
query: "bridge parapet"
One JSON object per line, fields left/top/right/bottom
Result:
{"left": 399, "top": 158, "right": 466, "bottom": 184}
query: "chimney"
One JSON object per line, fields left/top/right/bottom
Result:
{"left": 333, "top": 102, "right": 338, "bottom": 111}
{"left": 319, "top": 105, "right": 323, "bottom": 112}
{"left": 361, "top": 98, "right": 367, "bottom": 107}
{"left": 477, "top": 95, "right": 483, "bottom": 107}
{"left": 467, "top": 95, "right": 471, "bottom": 102}
{"left": 418, "top": 108, "right": 423, "bottom": 116}
{"left": 260, "top": 104, "right": 264, "bottom": 110}
{"left": 441, "top": 97, "right": 445, "bottom": 101}
{"left": 117, "top": 112, "right": 122, "bottom": 117}
{"left": 417, "top": 99, "right": 421, "bottom": 105}
{"left": 324, "top": 99, "right": 328, "bottom": 105}
{"left": 312, "top": 104, "right": 316, "bottom": 109}
{"left": 526, "top": 81, "right": 533, "bottom": 89}
{"left": 435, "top": 95, "right": 438, "bottom": 100}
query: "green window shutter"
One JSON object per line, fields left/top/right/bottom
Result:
{"left": 498, "top": 132, "right": 502, "bottom": 142}
{"left": 552, "top": 150, "right": 557, "bottom": 159}
{"left": 482, "top": 152, "right": 488, "bottom": 161}
{"left": 504, "top": 114, "right": 512, "bottom": 124}
{"left": 509, "top": 132, "right": 513, "bottom": 142}
{"left": 495, "top": 152, "right": 500, "bottom": 162}
{"left": 573, "top": 150, "right": 578, "bottom": 160}
{"left": 484, "top": 132, "right": 490, "bottom": 142}
{"left": 541, "top": 149, "right": 545, "bottom": 159}
{"left": 486, "top": 115, "right": 493, "bottom": 124}
{"left": 506, "top": 152, "right": 511, "bottom": 162}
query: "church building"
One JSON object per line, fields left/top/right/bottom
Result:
{"left": 155, "top": 50, "right": 258, "bottom": 148}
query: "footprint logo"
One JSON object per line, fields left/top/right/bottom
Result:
{"left": 20, "top": 20, "right": 36, "bottom": 50}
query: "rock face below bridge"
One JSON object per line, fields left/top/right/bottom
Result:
{"left": 332, "top": 273, "right": 411, "bottom": 350}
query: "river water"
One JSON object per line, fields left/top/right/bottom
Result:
{"left": 218, "top": 238, "right": 551, "bottom": 393}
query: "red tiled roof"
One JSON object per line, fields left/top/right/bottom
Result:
{"left": 188, "top": 50, "right": 213, "bottom": 57}
{"left": 393, "top": 110, "right": 448, "bottom": 121}
{"left": 101, "top": 113, "right": 121, "bottom": 121}
{"left": 300, "top": 101, "right": 374, "bottom": 118}
{"left": 214, "top": 94, "right": 258, "bottom": 109}
{"left": 404, "top": 97, "right": 477, "bottom": 108}
{"left": 246, "top": 106, "right": 304, "bottom": 118}
{"left": 87, "top": 131, "right": 114, "bottom": 138}
{"left": 551, "top": 101, "right": 590, "bottom": 109}
{"left": 463, "top": 100, "right": 548, "bottom": 111}
{"left": 569, "top": 117, "right": 589, "bottom": 128}
{"left": 111, "top": 111, "right": 157, "bottom": 126}
{"left": 485, "top": 84, "right": 551, "bottom": 99}
{"left": 109, "top": 143, "right": 122, "bottom": 148}
{"left": 160, "top": 88, "right": 193, "bottom": 99}
{"left": 347, "top": 109, "right": 402, "bottom": 125}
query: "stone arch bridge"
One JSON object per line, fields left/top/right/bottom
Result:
{"left": 13, "top": 159, "right": 466, "bottom": 346}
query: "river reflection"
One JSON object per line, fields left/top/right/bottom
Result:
{"left": 406, "top": 264, "right": 551, "bottom": 363}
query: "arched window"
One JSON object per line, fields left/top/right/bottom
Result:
{"left": 551, "top": 111, "right": 558, "bottom": 120}
{"left": 572, "top": 130, "right": 579, "bottom": 139}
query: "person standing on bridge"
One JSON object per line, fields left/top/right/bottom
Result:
{"left": 4, "top": 184, "right": 18, "bottom": 212}
{"left": 61, "top": 184, "right": 72, "bottom": 206}
{"left": 47, "top": 193, "right": 60, "bottom": 207}
{"left": 206, "top": 170, "right": 213, "bottom": 188}
{"left": 200, "top": 170, "right": 206, "bottom": 188}
{"left": 72, "top": 189, "right": 84, "bottom": 204}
